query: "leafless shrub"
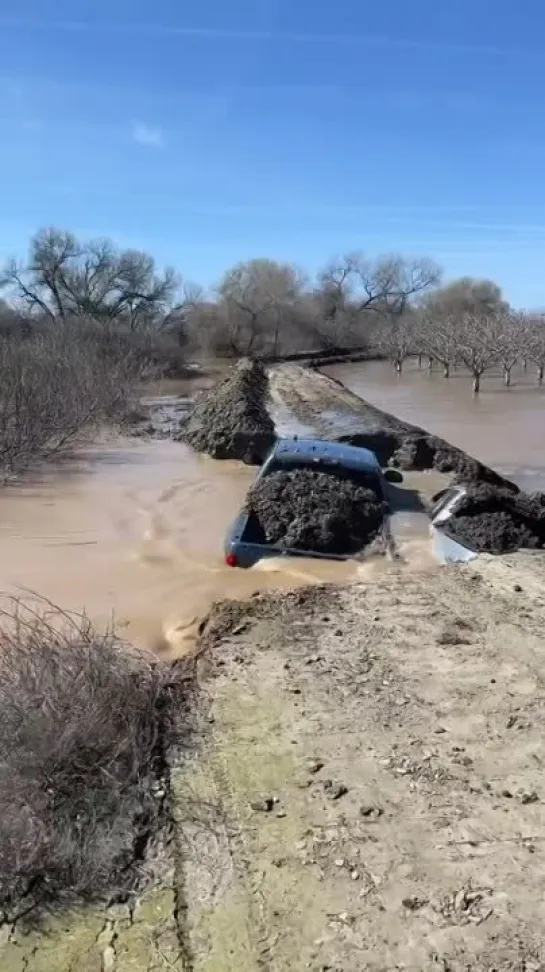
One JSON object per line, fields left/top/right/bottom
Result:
{"left": 0, "top": 598, "right": 191, "bottom": 920}
{"left": 0, "top": 322, "right": 141, "bottom": 477}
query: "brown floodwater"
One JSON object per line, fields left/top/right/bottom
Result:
{"left": 0, "top": 430, "right": 394, "bottom": 660}
{"left": 3, "top": 358, "right": 541, "bottom": 658}
{"left": 327, "top": 359, "right": 545, "bottom": 493}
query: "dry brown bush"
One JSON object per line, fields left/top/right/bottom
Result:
{"left": 0, "top": 322, "right": 140, "bottom": 477}
{"left": 0, "top": 599, "right": 192, "bottom": 921}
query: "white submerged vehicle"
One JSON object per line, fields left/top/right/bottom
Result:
{"left": 429, "top": 486, "right": 478, "bottom": 564}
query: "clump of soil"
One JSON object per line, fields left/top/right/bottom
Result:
{"left": 245, "top": 468, "right": 387, "bottom": 555}
{"left": 184, "top": 358, "right": 276, "bottom": 464}
{"left": 448, "top": 483, "right": 545, "bottom": 553}
{"left": 389, "top": 435, "right": 437, "bottom": 471}
{"left": 340, "top": 427, "right": 515, "bottom": 490}
{"left": 335, "top": 429, "right": 402, "bottom": 467}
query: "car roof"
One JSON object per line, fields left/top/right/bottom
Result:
{"left": 272, "top": 436, "right": 381, "bottom": 472}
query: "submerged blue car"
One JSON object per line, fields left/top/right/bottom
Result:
{"left": 224, "top": 436, "right": 401, "bottom": 569}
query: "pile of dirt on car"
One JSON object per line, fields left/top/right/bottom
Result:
{"left": 447, "top": 483, "right": 545, "bottom": 554}
{"left": 245, "top": 468, "right": 387, "bottom": 555}
{"left": 183, "top": 358, "right": 276, "bottom": 464}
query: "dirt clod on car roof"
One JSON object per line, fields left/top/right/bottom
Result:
{"left": 183, "top": 358, "right": 276, "bottom": 464}
{"left": 245, "top": 467, "right": 387, "bottom": 556}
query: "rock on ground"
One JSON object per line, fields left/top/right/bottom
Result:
{"left": 183, "top": 358, "right": 276, "bottom": 464}
{"left": 245, "top": 468, "right": 386, "bottom": 555}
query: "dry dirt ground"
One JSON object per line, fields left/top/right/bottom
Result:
{"left": 268, "top": 363, "right": 372, "bottom": 437}
{"left": 174, "top": 551, "right": 545, "bottom": 972}
{"left": 4, "top": 557, "right": 545, "bottom": 972}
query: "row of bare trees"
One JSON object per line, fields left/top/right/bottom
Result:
{"left": 1, "top": 228, "right": 544, "bottom": 400}
{"left": 374, "top": 278, "right": 545, "bottom": 393}
{"left": 0, "top": 230, "right": 444, "bottom": 364}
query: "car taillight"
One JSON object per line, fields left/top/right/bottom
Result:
{"left": 225, "top": 552, "right": 238, "bottom": 567}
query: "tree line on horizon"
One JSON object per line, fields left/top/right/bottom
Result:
{"left": 1, "top": 226, "right": 544, "bottom": 395}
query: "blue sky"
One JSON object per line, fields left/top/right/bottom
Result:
{"left": 1, "top": 1, "right": 545, "bottom": 303}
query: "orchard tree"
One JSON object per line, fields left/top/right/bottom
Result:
{"left": 377, "top": 310, "right": 417, "bottom": 373}
{"left": 495, "top": 311, "right": 526, "bottom": 387}
{"left": 523, "top": 313, "right": 545, "bottom": 385}
{"left": 456, "top": 312, "right": 502, "bottom": 394}
{"left": 417, "top": 310, "right": 460, "bottom": 378}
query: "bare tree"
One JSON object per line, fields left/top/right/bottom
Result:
{"left": 456, "top": 312, "right": 502, "bottom": 394}
{"left": 313, "top": 259, "right": 355, "bottom": 351}
{"left": 495, "top": 312, "right": 526, "bottom": 387}
{"left": 217, "top": 259, "right": 304, "bottom": 357}
{"left": 312, "top": 253, "right": 440, "bottom": 354}
{"left": 417, "top": 310, "right": 460, "bottom": 378}
{"left": 376, "top": 311, "right": 417, "bottom": 373}
{"left": 422, "top": 277, "right": 507, "bottom": 319}
{"left": 523, "top": 314, "right": 545, "bottom": 385}
{"left": 346, "top": 253, "right": 440, "bottom": 315}
{"left": 1, "top": 228, "right": 179, "bottom": 330}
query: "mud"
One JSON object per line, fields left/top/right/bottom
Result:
{"left": 245, "top": 468, "right": 386, "bottom": 555}
{"left": 268, "top": 365, "right": 545, "bottom": 555}
{"left": 447, "top": 483, "right": 545, "bottom": 553}
{"left": 183, "top": 358, "right": 276, "bottom": 464}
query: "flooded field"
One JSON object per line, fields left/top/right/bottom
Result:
{"left": 327, "top": 359, "right": 545, "bottom": 492}
{"left": 0, "top": 431, "right": 385, "bottom": 659}
{"left": 1, "top": 359, "right": 542, "bottom": 658}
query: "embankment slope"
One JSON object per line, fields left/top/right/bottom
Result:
{"left": 174, "top": 551, "right": 545, "bottom": 971}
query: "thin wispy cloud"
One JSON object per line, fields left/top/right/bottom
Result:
{"left": 132, "top": 122, "right": 165, "bottom": 148}
{"left": 0, "top": 17, "right": 521, "bottom": 56}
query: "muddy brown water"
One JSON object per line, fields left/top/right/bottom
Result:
{"left": 327, "top": 359, "right": 545, "bottom": 493}
{"left": 0, "top": 434, "right": 392, "bottom": 659}
{"left": 2, "top": 361, "right": 542, "bottom": 658}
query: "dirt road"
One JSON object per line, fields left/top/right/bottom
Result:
{"left": 269, "top": 362, "right": 380, "bottom": 437}
{"left": 174, "top": 551, "right": 545, "bottom": 971}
